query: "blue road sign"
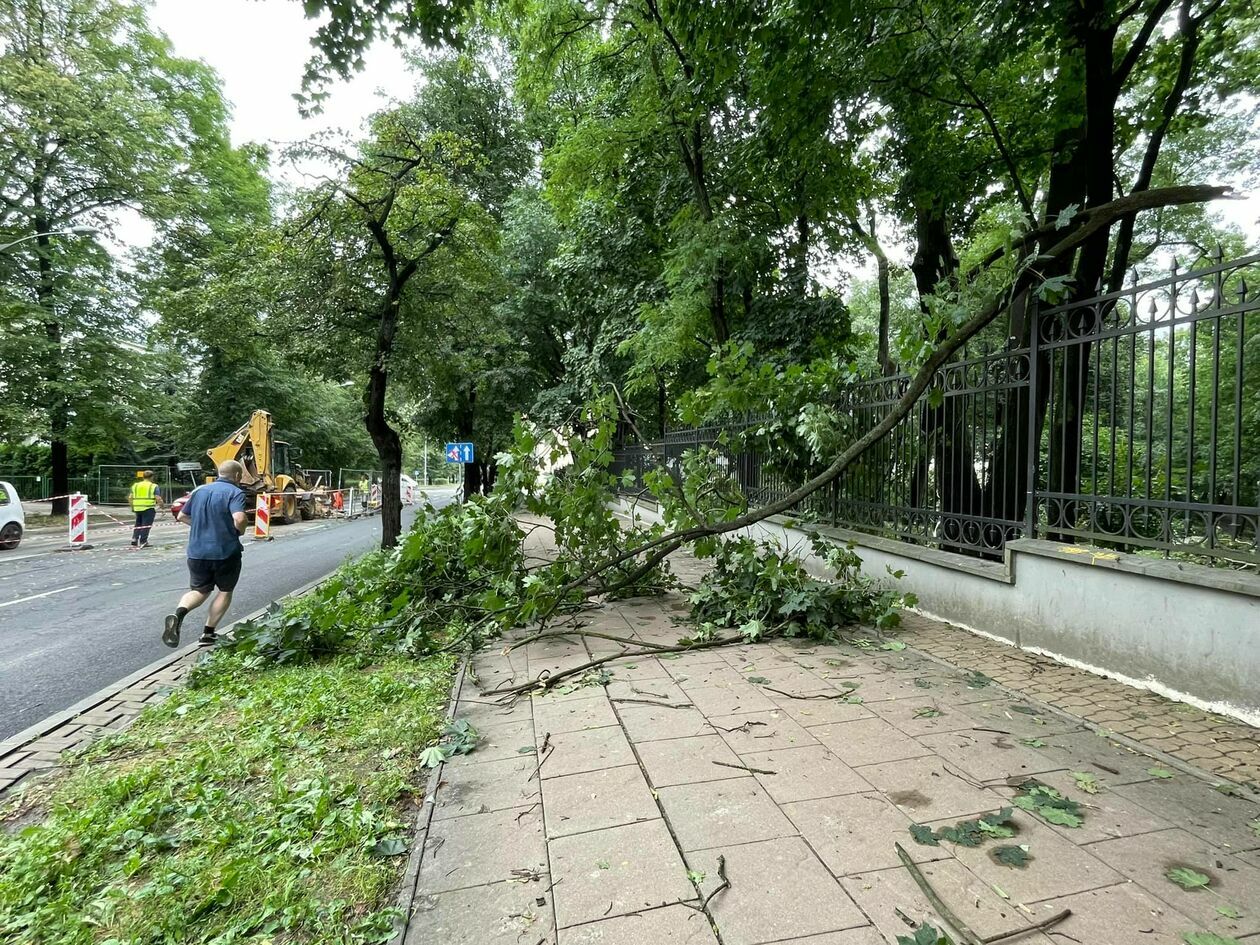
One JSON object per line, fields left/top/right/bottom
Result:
{"left": 444, "top": 442, "right": 475, "bottom": 463}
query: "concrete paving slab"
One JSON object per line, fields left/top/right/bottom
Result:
{"left": 1030, "top": 730, "right": 1168, "bottom": 785}
{"left": 1111, "top": 776, "right": 1260, "bottom": 852}
{"left": 541, "top": 726, "right": 637, "bottom": 780}
{"left": 809, "top": 717, "right": 933, "bottom": 767}
{"left": 405, "top": 878, "right": 555, "bottom": 945}
{"left": 988, "top": 769, "right": 1172, "bottom": 844}
{"left": 432, "top": 754, "right": 541, "bottom": 821}
{"left": 758, "top": 931, "right": 886, "bottom": 945}
{"left": 459, "top": 719, "right": 538, "bottom": 764}
{"left": 741, "top": 745, "right": 872, "bottom": 805}
{"left": 534, "top": 693, "right": 620, "bottom": 734}
{"left": 686, "top": 836, "right": 867, "bottom": 945}
{"left": 954, "top": 698, "right": 1086, "bottom": 738}
{"left": 685, "top": 684, "right": 779, "bottom": 716}
{"left": 1021, "top": 881, "right": 1199, "bottom": 945}
{"left": 658, "top": 777, "right": 797, "bottom": 851}
{"left": 450, "top": 697, "right": 529, "bottom": 729}
{"left": 669, "top": 662, "right": 753, "bottom": 689}
{"left": 603, "top": 658, "right": 672, "bottom": 682}
{"left": 548, "top": 819, "right": 697, "bottom": 928}
{"left": 418, "top": 805, "right": 547, "bottom": 894}
{"left": 637, "top": 734, "right": 751, "bottom": 789}
{"left": 859, "top": 756, "right": 1006, "bottom": 821}
{"left": 842, "top": 857, "right": 1044, "bottom": 942}
{"left": 543, "top": 764, "right": 660, "bottom": 838}
{"left": 761, "top": 692, "right": 875, "bottom": 728}
{"left": 618, "top": 704, "right": 714, "bottom": 742}
{"left": 711, "top": 710, "right": 820, "bottom": 755}
{"left": 916, "top": 730, "right": 1066, "bottom": 784}
{"left": 557, "top": 903, "right": 719, "bottom": 945}
{"left": 935, "top": 810, "right": 1123, "bottom": 903}
{"left": 1089, "top": 828, "right": 1260, "bottom": 936}
{"left": 605, "top": 677, "right": 690, "bottom": 704}
{"left": 782, "top": 792, "right": 950, "bottom": 875}
{"left": 868, "top": 698, "right": 984, "bottom": 738}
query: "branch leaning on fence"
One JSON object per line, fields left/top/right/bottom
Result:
{"left": 544, "top": 184, "right": 1232, "bottom": 609}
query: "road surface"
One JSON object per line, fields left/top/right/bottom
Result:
{"left": 0, "top": 488, "right": 456, "bottom": 741}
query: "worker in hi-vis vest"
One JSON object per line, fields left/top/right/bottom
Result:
{"left": 129, "top": 470, "right": 163, "bottom": 549}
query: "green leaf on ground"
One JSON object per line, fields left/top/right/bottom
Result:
{"left": 914, "top": 707, "right": 943, "bottom": 718}
{"left": 1213, "top": 783, "right": 1244, "bottom": 797}
{"left": 371, "top": 838, "right": 408, "bottom": 857}
{"left": 964, "top": 671, "right": 991, "bottom": 688}
{"left": 1009, "top": 705, "right": 1039, "bottom": 715}
{"left": 687, "top": 869, "right": 706, "bottom": 885}
{"left": 853, "top": 639, "right": 875, "bottom": 648}
{"left": 909, "top": 824, "right": 939, "bottom": 846}
{"left": 1183, "top": 933, "right": 1241, "bottom": 945}
{"left": 747, "top": 675, "right": 771, "bottom": 685}
{"left": 1167, "top": 867, "right": 1211, "bottom": 890}
{"left": 517, "top": 746, "right": 534, "bottom": 754}
{"left": 1216, "top": 905, "right": 1242, "bottom": 919}
{"left": 897, "top": 923, "right": 951, "bottom": 945}
{"left": 418, "top": 745, "right": 448, "bottom": 768}
{"left": 1012, "top": 779, "right": 1083, "bottom": 828}
{"left": 1019, "top": 737, "right": 1046, "bottom": 747}
{"left": 994, "top": 845, "right": 1031, "bottom": 868}
{"left": 931, "top": 808, "right": 1016, "bottom": 847}
{"left": 1149, "top": 767, "right": 1175, "bottom": 779}
{"left": 914, "top": 678, "right": 934, "bottom": 688}
{"left": 881, "top": 641, "right": 908, "bottom": 651}
{"left": 596, "top": 860, "right": 610, "bottom": 870}
{"left": 1072, "top": 771, "right": 1102, "bottom": 794}
{"left": 1249, "top": 818, "right": 1260, "bottom": 839}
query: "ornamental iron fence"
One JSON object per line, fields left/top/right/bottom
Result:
{"left": 613, "top": 250, "right": 1260, "bottom": 569}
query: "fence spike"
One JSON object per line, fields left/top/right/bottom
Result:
{"left": 1238, "top": 277, "right": 1249, "bottom": 303}
{"left": 1211, "top": 241, "right": 1224, "bottom": 261}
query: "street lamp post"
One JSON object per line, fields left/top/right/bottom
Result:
{"left": 0, "top": 225, "right": 99, "bottom": 253}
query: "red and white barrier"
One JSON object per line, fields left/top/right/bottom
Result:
{"left": 68, "top": 493, "right": 88, "bottom": 546}
{"left": 253, "top": 493, "right": 271, "bottom": 540}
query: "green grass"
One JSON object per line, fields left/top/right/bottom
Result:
{"left": 0, "top": 651, "right": 456, "bottom": 944}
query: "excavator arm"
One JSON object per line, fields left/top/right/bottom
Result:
{"left": 205, "top": 410, "right": 274, "bottom": 491}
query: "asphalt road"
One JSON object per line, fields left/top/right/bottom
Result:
{"left": 0, "top": 488, "right": 457, "bottom": 741}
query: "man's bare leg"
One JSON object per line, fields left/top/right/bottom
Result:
{"left": 178, "top": 589, "right": 210, "bottom": 613}
{"left": 203, "top": 592, "right": 233, "bottom": 639}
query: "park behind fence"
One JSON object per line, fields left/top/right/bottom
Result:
{"left": 614, "top": 250, "right": 1260, "bottom": 569}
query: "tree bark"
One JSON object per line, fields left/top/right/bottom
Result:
{"left": 33, "top": 211, "right": 70, "bottom": 516}
{"left": 365, "top": 293, "right": 404, "bottom": 549}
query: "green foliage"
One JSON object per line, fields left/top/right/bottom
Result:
{"left": 914, "top": 808, "right": 1017, "bottom": 848}
{"left": 1183, "top": 934, "right": 1241, "bottom": 945}
{"left": 0, "top": 652, "right": 456, "bottom": 943}
{"left": 1071, "top": 771, "right": 1102, "bottom": 795}
{"left": 994, "top": 845, "right": 1032, "bottom": 868}
{"left": 1011, "top": 780, "right": 1084, "bottom": 828}
{"left": 898, "top": 922, "right": 953, "bottom": 945}
{"left": 1167, "top": 867, "right": 1212, "bottom": 891}
{"left": 687, "top": 534, "right": 910, "bottom": 644}
{"left": 226, "top": 496, "right": 526, "bottom": 665}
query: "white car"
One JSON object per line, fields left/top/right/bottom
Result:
{"left": 0, "top": 481, "right": 25, "bottom": 550}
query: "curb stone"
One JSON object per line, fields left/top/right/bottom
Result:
{"left": 389, "top": 656, "right": 469, "bottom": 945}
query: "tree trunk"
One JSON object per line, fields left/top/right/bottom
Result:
{"left": 365, "top": 295, "right": 404, "bottom": 549}
{"left": 33, "top": 217, "right": 70, "bottom": 516}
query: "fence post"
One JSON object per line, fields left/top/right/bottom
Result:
{"left": 1024, "top": 298, "right": 1040, "bottom": 541}
{"left": 830, "top": 478, "right": 838, "bottom": 527}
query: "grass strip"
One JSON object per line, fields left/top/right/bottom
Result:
{"left": 0, "top": 650, "right": 456, "bottom": 944}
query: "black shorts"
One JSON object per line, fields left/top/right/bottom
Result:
{"left": 188, "top": 553, "right": 242, "bottom": 593}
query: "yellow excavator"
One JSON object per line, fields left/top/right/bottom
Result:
{"left": 204, "top": 410, "right": 316, "bottom": 524}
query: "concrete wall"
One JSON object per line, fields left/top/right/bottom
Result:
{"left": 614, "top": 500, "right": 1260, "bottom": 726}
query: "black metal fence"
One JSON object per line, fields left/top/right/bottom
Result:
{"left": 613, "top": 251, "right": 1260, "bottom": 568}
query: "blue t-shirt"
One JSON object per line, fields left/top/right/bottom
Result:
{"left": 183, "top": 479, "right": 246, "bottom": 560}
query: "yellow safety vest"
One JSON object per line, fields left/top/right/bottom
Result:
{"left": 130, "top": 481, "right": 158, "bottom": 511}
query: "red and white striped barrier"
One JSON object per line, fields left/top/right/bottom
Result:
{"left": 253, "top": 494, "right": 271, "bottom": 540}
{"left": 68, "top": 493, "right": 88, "bottom": 546}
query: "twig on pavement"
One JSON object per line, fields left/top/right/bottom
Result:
{"left": 713, "top": 760, "right": 776, "bottom": 775}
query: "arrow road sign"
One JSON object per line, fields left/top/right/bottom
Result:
{"left": 444, "top": 442, "right": 475, "bottom": 463}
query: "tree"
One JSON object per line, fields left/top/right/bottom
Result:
{"left": 0, "top": 0, "right": 249, "bottom": 512}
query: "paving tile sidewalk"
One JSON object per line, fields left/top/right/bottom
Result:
{"left": 406, "top": 556, "right": 1260, "bottom": 945}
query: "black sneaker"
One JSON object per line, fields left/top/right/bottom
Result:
{"left": 162, "top": 613, "right": 183, "bottom": 648}
{"left": 198, "top": 630, "right": 217, "bottom": 645}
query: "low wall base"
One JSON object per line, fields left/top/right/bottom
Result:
{"left": 614, "top": 499, "right": 1260, "bottom": 726}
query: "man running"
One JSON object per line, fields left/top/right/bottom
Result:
{"left": 129, "top": 470, "right": 163, "bottom": 549}
{"left": 162, "top": 459, "right": 248, "bottom": 648}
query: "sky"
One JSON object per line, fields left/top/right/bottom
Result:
{"left": 133, "top": 0, "right": 1255, "bottom": 271}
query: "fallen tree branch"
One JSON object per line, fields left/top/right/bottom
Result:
{"left": 700, "top": 854, "right": 730, "bottom": 910}
{"left": 611, "top": 697, "right": 690, "bottom": 709}
{"left": 482, "top": 636, "right": 744, "bottom": 696}
{"left": 983, "top": 909, "right": 1072, "bottom": 944}
{"left": 763, "top": 685, "right": 855, "bottom": 701}
{"left": 505, "top": 628, "right": 677, "bottom": 653}
{"left": 540, "top": 185, "right": 1231, "bottom": 610}
{"left": 713, "top": 760, "right": 776, "bottom": 775}
{"left": 895, "top": 841, "right": 985, "bottom": 945}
